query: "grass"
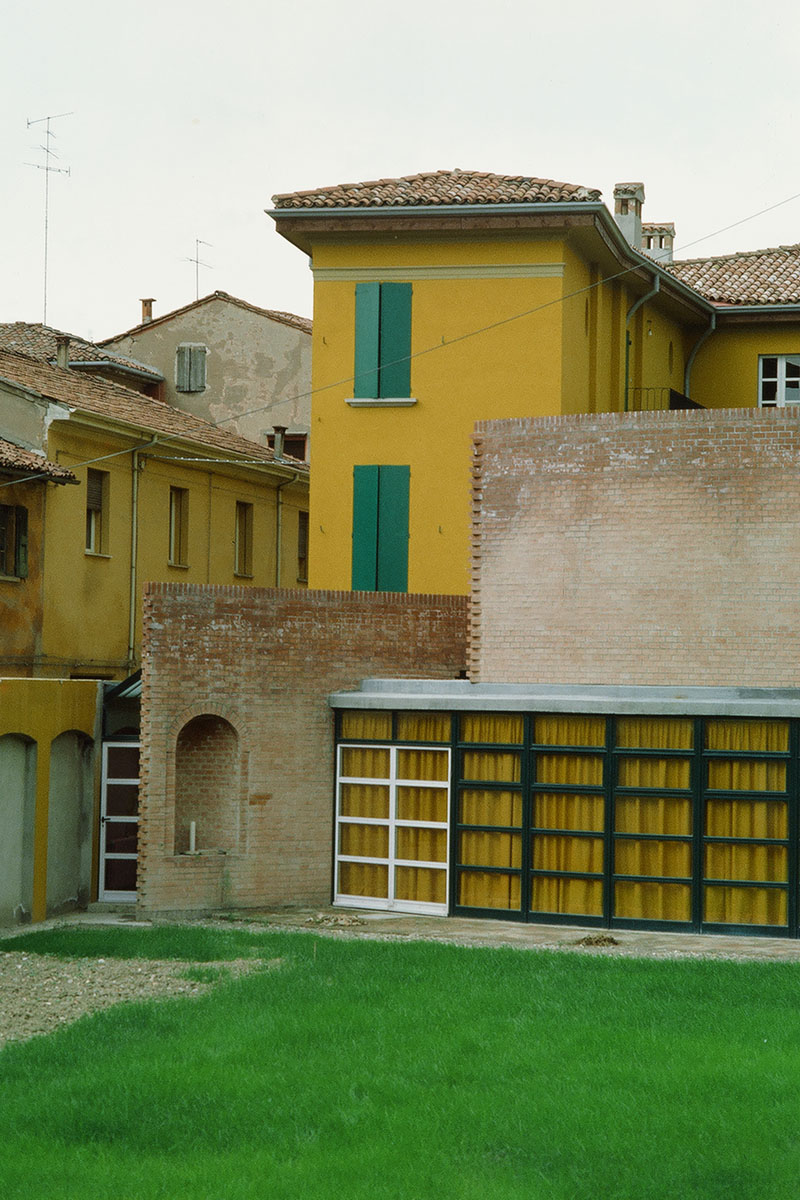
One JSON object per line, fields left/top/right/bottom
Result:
{"left": 2, "top": 925, "right": 800, "bottom": 1199}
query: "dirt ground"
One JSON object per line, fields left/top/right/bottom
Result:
{"left": 4, "top": 904, "right": 800, "bottom": 1050}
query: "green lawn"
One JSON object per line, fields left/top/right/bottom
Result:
{"left": 2, "top": 925, "right": 800, "bottom": 1199}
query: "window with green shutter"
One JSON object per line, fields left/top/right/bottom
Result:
{"left": 354, "top": 282, "right": 412, "bottom": 399}
{"left": 352, "top": 465, "right": 410, "bottom": 592}
{"left": 176, "top": 344, "right": 207, "bottom": 393}
{"left": 0, "top": 504, "right": 28, "bottom": 579}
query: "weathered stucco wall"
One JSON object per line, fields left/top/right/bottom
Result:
{"left": 139, "top": 584, "right": 468, "bottom": 915}
{"left": 106, "top": 296, "right": 311, "bottom": 448}
{"left": 470, "top": 407, "right": 800, "bottom": 686}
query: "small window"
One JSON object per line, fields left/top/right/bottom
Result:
{"left": 266, "top": 432, "right": 308, "bottom": 461}
{"left": 759, "top": 355, "right": 800, "bottom": 408}
{"left": 0, "top": 505, "right": 28, "bottom": 578}
{"left": 297, "top": 510, "right": 309, "bottom": 583}
{"left": 169, "top": 487, "right": 189, "bottom": 565}
{"left": 234, "top": 501, "right": 253, "bottom": 576}
{"left": 354, "top": 282, "right": 412, "bottom": 399}
{"left": 352, "top": 465, "right": 409, "bottom": 592}
{"left": 85, "top": 468, "right": 109, "bottom": 554}
{"left": 175, "top": 344, "right": 207, "bottom": 393}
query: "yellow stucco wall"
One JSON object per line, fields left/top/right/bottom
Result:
{"left": 38, "top": 421, "right": 308, "bottom": 677}
{"left": 690, "top": 324, "right": 800, "bottom": 410}
{"left": 0, "top": 677, "right": 100, "bottom": 922}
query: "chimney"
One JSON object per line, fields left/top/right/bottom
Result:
{"left": 55, "top": 334, "right": 70, "bottom": 369}
{"left": 613, "top": 182, "right": 645, "bottom": 250}
{"left": 272, "top": 425, "right": 286, "bottom": 459}
{"left": 140, "top": 298, "right": 155, "bottom": 324}
{"left": 641, "top": 222, "right": 675, "bottom": 264}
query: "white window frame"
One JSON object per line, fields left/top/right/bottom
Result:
{"left": 758, "top": 354, "right": 800, "bottom": 408}
{"left": 335, "top": 742, "right": 450, "bottom": 916}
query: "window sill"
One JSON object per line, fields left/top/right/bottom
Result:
{"left": 233, "top": 572, "right": 254, "bottom": 580}
{"left": 0, "top": 572, "right": 22, "bottom": 583}
{"left": 84, "top": 550, "right": 111, "bottom": 560}
{"left": 345, "top": 397, "right": 417, "bottom": 408}
{"left": 168, "top": 561, "right": 190, "bottom": 570}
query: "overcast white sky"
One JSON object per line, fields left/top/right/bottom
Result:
{"left": 3, "top": 0, "right": 799, "bottom": 342}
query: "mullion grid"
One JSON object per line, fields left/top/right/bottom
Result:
{"left": 701, "top": 729, "right": 792, "bottom": 933}
{"left": 335, "top": 741, "right": 449, "bottom": 913}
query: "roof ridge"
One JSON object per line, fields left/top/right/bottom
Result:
{"left": 672, "top": 242, "right": 800, "bottom": 267}
{"left": 100, "top": 291, "right": 311, "bottom": 343}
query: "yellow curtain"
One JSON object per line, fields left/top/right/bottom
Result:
{"left": 706, "top": 720, "right": 788, "bottom": 753}
{"left": 615, "top": 881, "right": 691, "bottom": 922}
{"left": 531, "top": 876, "right": 602, "bottom": 916}
{"left": 615, "top": 795, "right": 691, "bottom": 836}
{"left": 459, "top": 870, "right": 520, "bottom": 910}
{"left": 533, "top": 834, "right": 603, "bottom": 874}
{"left": 535, "top": 792, "right": 604, "bottom": 832}
{"left": 617, "top": 757, "right": 690, "bottom": 789}
{"left": 396, "top": 712, "right": 451, "bottom": 743}
{"left": 616, "top": 717, "right": 693, "bottom": 749}
{"left": 615, "top": 838, "right": 691, "bottom": 878}
{"left": 534, "top": 715, "right": 605, "bottom": 747}
{"left": 340, "top": 746, "right": 390, "bottom": 780}
{"left": 536, "top": 753, "right": 603, "bottom": 787}
{"left": 396, "top": 866, "right": 446, "bottom": 904}
{"left": 397, "top": 748, "right": 449, "bottom": 782}
{"left": 339, "top": 783, "right": 390, "bottom": 820}
{"left": 705, "top": 842, "right": 787, "bottom": 884}
{"left": 338, "top": 862, "right": 388, "bottom": 898}
{"left": 459, "top": 789, "right": 522, "bottom": 828}
{"left": 396, "top": 785, "right": 447, "bottom": 823}
{"left": 339, "top": 823, "right": 389, "bottom": 858}
{"left": 396, "top": 826, "right": 447, "bottom": 863}
{"left": 460, "top": 830, "right": 521, "bottom": 870}
{"left": 707, "top": 759, "right": 786, "bottom": 792}
{"left": 463, "top": 750, "right": 521, "bottom": 783}
{"left": 706, "top": 799, "right": 786, "bottom": 840}
{"left": 460, "top": 714, "right": 524, "bottom": 744}
{"left": 339, "top": 711, "right": 392, "bottom": 740}
{"left": 705, "top": 885, "right": 787, "bottom": 926}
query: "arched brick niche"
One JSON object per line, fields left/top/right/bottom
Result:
{"left": 173, "top": 715, "right": 241, "bottom": 855}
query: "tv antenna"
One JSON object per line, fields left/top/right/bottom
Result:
{"left": 186, "top": 238, "right": 213, "bottom": 300}
{"left": 26, "top": 111, "right": 73, "bottom": 326}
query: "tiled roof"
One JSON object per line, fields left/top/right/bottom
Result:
{"left": 0, "top": 323, "right": 163, "bottom": 380}
{"left": 667, "top": 244, "right": 800, "bottom": 305}
{"left": 101, "top": 291, "right": 312, "bottom": 343}
{"left": 272, "top": 169, "right": 602, "bottom": 209}
{"left": 0, "top": 437, "right": 77, "bottom": 483}
{"left": 0, "top": 351, "right": 308, "bottom": 471}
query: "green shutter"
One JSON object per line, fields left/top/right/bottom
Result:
{"left": 378, "top": 283, "right": 412, "bottom": 398}
{"left": 14, "top": 506, "right": 28, "bottom": 579}
{"left": 376, "top": 465, "right": 409, "bottom": 592}
{"left": 354, "top": 283, "right": 380, "bottom": 399}
{"left": 351, "top": 465, "right": 380, "bottom": 589}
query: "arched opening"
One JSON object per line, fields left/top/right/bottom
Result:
{"left": 174, "top": 715, "right": 240, "bottom": 855}
{"left": 0, "top": 734, "right": 37, "bottom": 924}
{"left": 47, "top": 731, "right": 94, "bottom": 915}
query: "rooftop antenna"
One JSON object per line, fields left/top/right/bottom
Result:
{"left": 186, "top": 238, "right": 213, "bottom": 300}
{"left": 26, "top": 111, "right": 73, "bottom": 326}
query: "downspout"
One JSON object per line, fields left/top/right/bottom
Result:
{"left": 683, "top": 311, "right": 717, "bottom": 400}
{"left": 275, "top": 471, "right": 300, "bottom": 587}
{"left": 127, "top": 436, "right": 159, "bottom": 671}
{"left": 624, "top": 275, "right": 660, "bottom": 412}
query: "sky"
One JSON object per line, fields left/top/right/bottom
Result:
{"left": 3, "top": 0, "right": 799, "bottom": 343}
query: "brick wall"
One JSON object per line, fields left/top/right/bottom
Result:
{"left": 139, "top": 585, "right": 467, "bottom": 915}
{"left": 470, "top": 407, "right": 800, "bottom": 686}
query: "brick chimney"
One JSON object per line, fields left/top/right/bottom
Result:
{"left": 641, "top": 222, "right": 675, "bottom": 264}
{"left": 613, "top": 182, "right": 645, "bottom": 250}
{"left": 55, "top": 334, "right": 70, "bottom": 369}
{"left": 140, "top": 298, "right": 155, "bottom": 324}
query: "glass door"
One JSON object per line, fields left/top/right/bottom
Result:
{"left": 100, "top": 741, "right": 140, "bottom": 902}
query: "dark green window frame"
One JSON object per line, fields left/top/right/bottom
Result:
{"left": 354, "top": 282, "right": 412, "bottom": 399}
{"left": 0, "top": 504, "right": 28, "bottom": 578}
{"left": 351, "top": 465, "right": 409, "bottom": 592}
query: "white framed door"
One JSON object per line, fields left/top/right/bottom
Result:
{"left": 99, "top": 741, "right": 140, "bottom": 902}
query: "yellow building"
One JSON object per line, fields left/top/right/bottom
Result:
{"left": 270, "top": 170, "right": 800, "bottom": 596}
{"left": 0, "top": 348, "right": 309, "bottom": 679}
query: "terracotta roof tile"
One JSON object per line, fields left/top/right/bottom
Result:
{"left": 0, "top": 351, "right": 307, "bottom": 471}
{"left": 272, "top": 169, "right": 602, "bottom": 209}
{"left": 0, "top": 436, "right": 76, "bottom": 483}
{"left": 101, "top": 291, "right": 312, "bottom": 343}
{"left": 0, "top": 323, "right": 163, "bottom": 380}
{"left": 667, "top": 244, "right": 800, "bottom": 305}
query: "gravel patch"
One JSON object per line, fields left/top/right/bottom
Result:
{"left": 0, "top": 953, "right": 272, "bottom": 1049}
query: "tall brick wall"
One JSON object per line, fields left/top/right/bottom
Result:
{"left": 139, "top": 585, "right": 467, "bottom": 915}
{"left": 470, "top": 408, "right": 800, "bottom": 686}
